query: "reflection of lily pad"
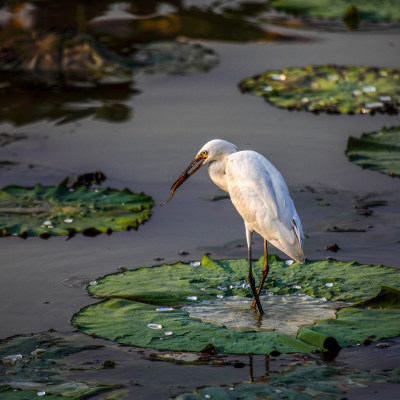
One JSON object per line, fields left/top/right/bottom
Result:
{"left": 0, "top": 178, "right": 153, "bottom": 238}
{"left": 72, "top": 255, "right": 400, "bottom": 354}
{"left": 176, "top": 361, "right": 391, "bottom": 400}
{"left": 270, "top": 0, "right": 400, "bottom": 21}
{"left": 239, "top": 65, "right": 400, "bottom": 115}
{"left": 0, "top": 332, "right": 119, "bottom": 399}
{"left": 346, "top": 126, "right": 400, "bottom": 178}
{"left": 0, "top": 81, "right": 135, "bottom": 127}
{"left": 89, "top": 7, "right": 304, "bottom": 45}
{"left": 0, "top": 29, "right": 131, "bottom": 87}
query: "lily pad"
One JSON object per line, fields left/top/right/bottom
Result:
{"left": 0, "top": 178, "right": 153, "bottom": 238}
{"left": 176, "top": 361, "right": 392, "bottom": 400}
{"left": 269, "top": 0, "right": 400, "bottom": 22}
{"left": 346, "top": 126, "right": 400, "bottom": 178}
{"left": 239, "top": 65, "right": 400, "bottom": 115}
{"left": 127, "top": 42, "right": 219, "bottom": 75}
{"left": 72, "top": 255, "right": 400, "bottom": 354}
{"left": 0, "top": 332, "right": 119, "bottom": 399}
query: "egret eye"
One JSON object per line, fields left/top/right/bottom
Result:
{"left": 201, "top": 150, "right": 208, "bottom": 157}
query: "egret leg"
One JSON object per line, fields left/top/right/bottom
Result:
{"left": 246, "top": 230, "right": 264, "bottom": 315}
{"left": 252, "top": 240, "right": 270, "bottom": 309}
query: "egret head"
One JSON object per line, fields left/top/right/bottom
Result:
{"left": 196, "top": 139, "right": 238, "bottom": 165}
{"left": 161, "top": 139, "right": 237, "bottom": 205}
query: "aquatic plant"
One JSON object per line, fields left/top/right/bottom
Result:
{"left": 239, "top": 65, "right": 400, "bottom": 115}
{"left": 0, "top": 332, "right": 120, "bottom": 399}
{"left": 0, "top": 177, "right": 153, "bottom": 238}
{"left": 269, "top": 0, "right": 400, "bottom": 22}
{"left": 72, "top": 255, "right": 400, "bottom": 354}
{"left": 346, "top": 126, "right": 400, "bottom": 178}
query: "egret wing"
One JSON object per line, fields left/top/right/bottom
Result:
{"left": 226, "top": 151, "right": 303, "bottom": 247}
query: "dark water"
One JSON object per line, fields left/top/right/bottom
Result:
{"left": 1, "top": 1, "right": 400, "bottom": 399}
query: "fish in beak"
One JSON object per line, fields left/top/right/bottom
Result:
{"left": 161, "top": 153, "right": 207, "bottom": 206}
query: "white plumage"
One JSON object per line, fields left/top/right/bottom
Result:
{"left": 163, "top": 139, "right": 305, "bottom": 314}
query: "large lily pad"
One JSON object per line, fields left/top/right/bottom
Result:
{"left": 239, "top": 65, "right": 400, "bottom": 115}
{"left": 0, "top": 332, "right": 119, "bottom": 399}
{"left": 346, "top": 126, "right": 400, "bottom": 178}
{"left": 72, "top": 255, "right": 400, "bottom": 354}
{"left": 0, "top": 178, "right": 153, "bottom": 238}
{"left": 270, "top": 0, "right": 400, "bottom": 22}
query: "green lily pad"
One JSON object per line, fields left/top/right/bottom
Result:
{"left": 269, "top": 0, "right": 400, "bottom": 22}
{"left": 72, "top": 255, "right": 400, "bottom": 354}
{"left": 0, "top": 178, "right": 153, "bottom": 238}
{"left": 176, "top": 361, "right": 392, "bottom": 400}
{"left": 346, "top": 126, "right": 400, "bottom": 178}
{"left": 0, "top": 332, "right": 119, "bottom": 399}
{"left": 239, "top": 65, "right": 400, "bottom": 115}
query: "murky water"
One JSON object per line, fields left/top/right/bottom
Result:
{"left": 1, "top": 1, "right": 400, "bottom": 399}
{"left": 183, "top": 294, "right": 348, "bottom": 337}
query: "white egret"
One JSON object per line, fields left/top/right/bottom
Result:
{"left": 162, "top": 139, "right": 305, "bottom": 314}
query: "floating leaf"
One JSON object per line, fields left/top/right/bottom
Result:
{"left": 176, "top": 361, "right": 392, "bottom": 400}
{"left": 269, "top": 0, "right": 400, "bottom": 22}
{"left": 72, "top": 255, "right": 400, "bottom": 354}
{"left": 0, "top": 332, "right": 118, "bottom": 399}
{"left": 346, "top": 126, "right": 400, "bottom": 178}
{"left": 0, "top": 179, "right": 153, "bottom": 238}
{"left": 239, "top": 65, "right": 400, "bottom": 115}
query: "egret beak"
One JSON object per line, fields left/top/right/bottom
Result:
{"left": 161, "top": 154, "right": 206, "bottom": 206}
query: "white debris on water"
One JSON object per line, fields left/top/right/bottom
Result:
{"left": 31, "top": 349, "right": 46, "bottom": 356}
{"left": 187, "top": 296, "right": 197, "bottom": 301}
{"left": 164, "top": 331, "right": 173, "bottom": 336}
{"left": 365, "top": 102, "right": 384, "bottom": 109}
{"left": 325, "top": 283, "right": 334, "bottom": 288}
{"left": 327, "top": 75, "right": 338, "bottom": 81}
{"left": 270, "top": 74, "right": 286, "bottom": 81}
{"left": 2, "top": 354, "right": 22, "bottom": 366}
{"left": 64, "top": 218, "right": 73, "bottom": 223}
{"left": 89, "top": 280, "right": 98, "bottom": 286}
{"left": 156, "top": 307, "right": 174, "bottom": 312}
{"left": 190, "top": 261, "right": 201, "bottom": 267}
{"left": 147, "top": 323, "right": 162, "bottom": 329}
{"left": 362, "top": 86, "right": 376, "bottom": 93}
